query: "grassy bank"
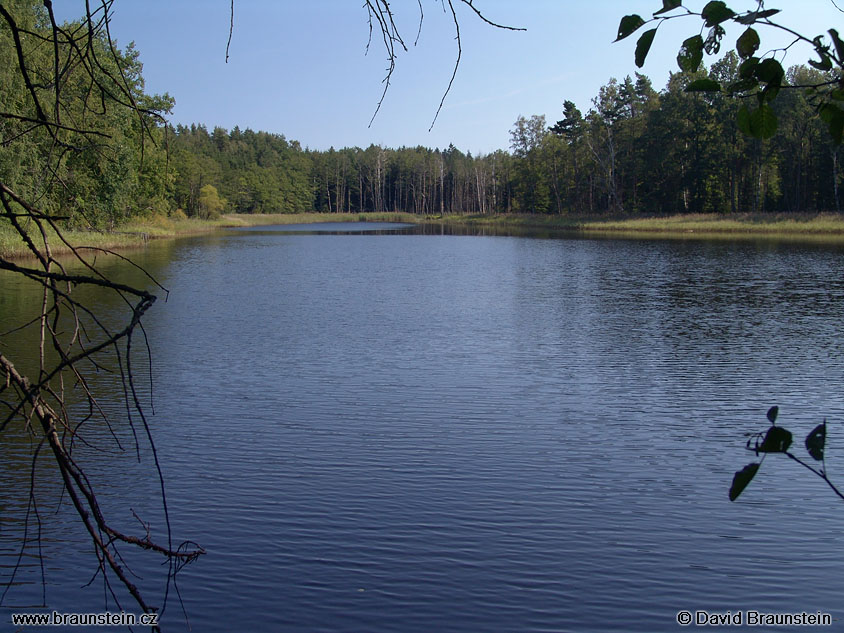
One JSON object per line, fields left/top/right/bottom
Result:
{"left": 0, "top": 212, "right": 419, "bottom": 259}
{"left": 5, "top": 211, "right": 844, "bottom": 259}
{"left": 437, "top": 212, "right": 844, "bottom": 240}
{"left": 220, "top": 211, "right": 418, "bottom": 227}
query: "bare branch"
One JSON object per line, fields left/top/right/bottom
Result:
{"left": 360, "top": 0, "right": 524, "bottom": 129}
{"left": 226, "top": 0, "right": 234, "bottom": 62}
{"left": 0, "top": 2, "right": 202, "bottom": 621}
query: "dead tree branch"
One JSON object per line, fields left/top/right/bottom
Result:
{"left": 0, "top": 1, "right": 203, "bottom": 625}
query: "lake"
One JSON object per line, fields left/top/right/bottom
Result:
{"left": 2, "top": 223, "right": 844, "bottom": 632}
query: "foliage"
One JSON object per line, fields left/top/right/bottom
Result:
{"left": 617, "top": 1, "right": 844, "bottom": 143}
{"left": 5, "top": 2, "right": 838, "bottom": 228}
{"left": 197, "top": 183, "right": 226, "bottom": 219}
{"left": 510, "top": 115, "right": 551, "bottom": 213}
{"left": 168, "top": 126, "right": 518, "bottom": 216}
{"left": 0, "top": 1, "right": 174, "bottom": 227}
{"left": 614, "top": 4, "right": 844, "bottom": 505}
{"left": 172, "top": 60, "right": 840, "bottom": 219}
{"left": 2, "top": 0, "right": 843, "bottom": 622}
{"left": 0, "top": 1, "right": 202, "bottom": 624}
{"left": 729, "top": 406, "right": 844, "bottom": 502}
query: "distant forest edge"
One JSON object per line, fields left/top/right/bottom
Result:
{"left": 171, "top": 55, "right": 840, "bottom": 220}
{"left": 1, "top": 2, "right": 840, "bottom": 230}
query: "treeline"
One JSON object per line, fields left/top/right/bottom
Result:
{"left": 168, "top": 53, "right": 840, "bottom": 219}
{"left": 2, "top": 0, "right": 840, "bottom": 228}
{"left": 168, "top": 126, "right": 514, "bottom": 218}
{"left": 532, "top": 58, "right": 841, "bottom": 216}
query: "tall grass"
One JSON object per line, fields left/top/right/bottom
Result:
{"left": 438, "top": 212, "right": 844, "bottom": 238}
{"left": 0, "top": 212, "right": 422, "bottom": 259}
{"left": 578, "top": 213, "right": 844, "bottom": 234}
{"left": 0, "top": 220, "right": 141, "bottom": 260}
{"left": 220, "top": 211, "right": 420, "bottom": 226}
{"left": 5, "top": 211, "right": 844, "bottom": 260}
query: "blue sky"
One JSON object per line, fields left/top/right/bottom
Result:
{"left": 55, "top": 1, "right": 842, "bottom": 154}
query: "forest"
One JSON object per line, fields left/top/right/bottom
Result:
{"left": 1, "top": 0, "right": 841, "bottom": 229}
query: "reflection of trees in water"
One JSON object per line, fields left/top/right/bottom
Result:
{"left": 0, "top": 3, "right": 203, "bottom": 623}
{"left": 0, "top": 0, "right": 520, "bottom": 623}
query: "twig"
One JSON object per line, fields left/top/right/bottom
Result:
{"left": 785, "top": 451, "right": 844, "bottom": 501}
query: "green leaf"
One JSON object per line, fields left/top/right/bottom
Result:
{"left": 809, "top": 54, "right": 833, "bottom": 72}
{"left": 701, "top": 1, "right": 735, "bottom": 27}
{"left": 729, "top": 462, "right": 760, "bottom": 501}
{"left": 832, "top": 118, "right": 844, "bottom": 146}
{"left": 654, "top": 0, "right": 682, "bottom": 16}
{"left": 819, "top": 104, "right": 844, "bottom": 144}
{"left": 736, "top": 8, "right": 781, "bottom": 24}
{"left": 758, "top": 425, "right": 792, "bottom": 452}
{"left": 737, "top": 104, "right": 752, "bottom": 135}
{"left": 819, "top": 103, "right": 843, "bottom": 124}
{"left": 686, "top": 78, "right": 722, "bottom": 92}
{"left": 736, "top": 27, "right": 760, "bottom": 58}
{"left": 754, "top": 58, "right": 784, "bottom": 85}
{"left": 754, "top": 59, "right": 784, "bottom": 104}
{"left": 830, "top": 110, "right": 844, "bottom": 145}
{"left": 766, "top": 406, "right": 779, "bottom": 424}
{"left": 677, "top": 35, "right": 704, "bottom": 72}
{"left": 635, "top": 28, "right": 657, "bottom": 68}
{"left": 760, "top": 81, "right": 781, "bottom": 103}
{"left": 727, "top": 78, "right": 759, "bottom": 93}
{"left": 616, "top": 14, "right": 646, "bottom": 42}
{"left": 805, "top": 421, "right": 826, "bottom": 462}
{"left": 704, "top": 24, "right": 726, "bottom": 55}
{"left": 739, "top": 57, "right": 759, "bottom": 79}
{"left": 830, "top": 29, "right": 844, "bottom": 63}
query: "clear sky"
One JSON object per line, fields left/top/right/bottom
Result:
{"left": 55, "top": 1, "right": 842, "bottom": 154}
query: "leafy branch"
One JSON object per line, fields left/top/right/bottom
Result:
{"left": 729, "top": 406, "right": 844, "bottom": 502}
{"left": 616, "top": 1, "right": 844, "bottom": 142}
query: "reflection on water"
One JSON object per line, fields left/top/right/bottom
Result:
{"left": 233, "top": 221, "right": 417, "bottom": 234}
{"left": 3, "top": 226, "right": 844, "bottom": 632}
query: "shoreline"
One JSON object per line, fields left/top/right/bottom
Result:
{"left": 436, "top": 212, "right": 844, "bottom": 236}
{"left": 0, "top": 212, "right": 418, "bottom": 260}
{"left": 4, "top": 211, "right": 844, "bottom": 260}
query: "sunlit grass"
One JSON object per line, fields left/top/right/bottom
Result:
{"left": 579, "top": 213, "right": 844, "bottom": 234}
{"left": 0, "top": 220, "right": 141, "bottom": 260}
{"left": 5, "top": 211, "right": 844, "bottom": 260}
{"left": 438, "top": 212, "right": 844, "bottom": 240}
{"left": 219, "top": 212, "right": 420, "bottom": 227}
{"left": 0, "top": 212, "right": 423, "bottom": 259}
{"left": 0, "top": 215, "right": 222, "bottom": 260}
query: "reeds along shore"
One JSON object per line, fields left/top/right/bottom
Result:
{"left": 4, "top": 211, "right": 844, "bottom": 260}
{"left": 436, "top": 212, "right": 844, "bottom": 235}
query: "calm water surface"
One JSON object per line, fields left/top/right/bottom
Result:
{"left": 3, "top": 224, "right": 844, "bottom": 632}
